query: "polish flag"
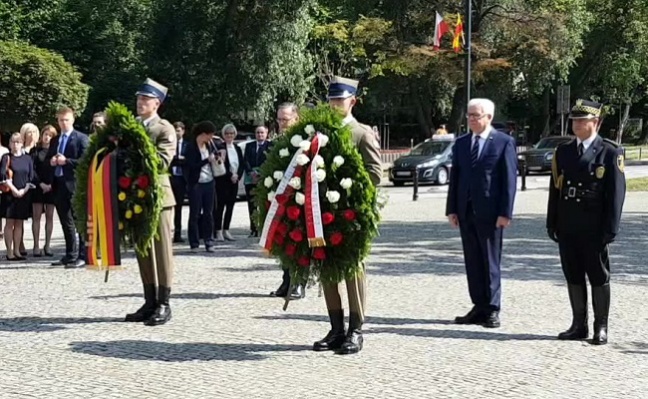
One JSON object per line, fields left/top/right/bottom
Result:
{"left": 433, "top": 12, "right": 450, "bottom": 50}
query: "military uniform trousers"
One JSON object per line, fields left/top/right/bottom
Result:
{"left": 322, "top": 264, "right": 367, "bottom": 322}
{"left": 558, "top": 232, "right": 610, "bottom": 287}
{"left": 136, "top": 207, "right": 174, "bottom": 287}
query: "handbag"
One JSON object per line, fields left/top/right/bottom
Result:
{"left": 0, "top": 154, "right": 13, "bottom": 193}
{"left": 209, "top": 143, "right": 226, "bottom": 177}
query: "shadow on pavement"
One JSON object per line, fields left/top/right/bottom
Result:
{"left": 371, "top": 212, "right": 648, "bottom": 282}
{"left": 368, "top": 326, "right": 556, "bottom": 341}
{"left": 619, "top": 341, "right": 648, "bottom": 355}
{"left": 0, "top": 317, "right": 122, "bottom": 333}
{"left": 69, "top": 340, "right": 312, "bottom": 362}
{"left": 256, "top": 313, "right": 454, "bottom": 326}
{"left": 90, "top": 292, "right": 270, "bottom": 300}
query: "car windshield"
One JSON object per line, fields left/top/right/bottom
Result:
{"left": 410, "top": 141, "right": 450, "bottom": 156}
{"left": 535, "top": 137, "right": 569, "bottom": 149}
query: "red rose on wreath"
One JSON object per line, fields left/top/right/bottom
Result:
{"left": 276, "top": 193, "right": 290, "bottom": 205}
{"left": 287, "top": 206, "right": 301, "bottom": 221}
{"left": 118, "top": 176, "right": 132, "bottom": 189}
{"left": 330, "top": 232, "right": 344, "bottom": 246}
{"left": 322, "top": 212, "right": 335, "bottom": 225}
{"left": 136, "top": 175, "right": 150, "bottom": 189}
{"left": 277, "top": 222, "right": 289, "bottom": 235}
{"left": 343, "top": 209, "right": 357, "bottom": 222}
{"left": 276, "top": 206, "right": 286, "bottom": 217}
{"left": 274, "top": 234, "right": 285, "bottom": 246}
{"left": 285, "top": 243, "right": 297, "bottom": 257}
{"left": 289, "top": 229, "right": 304, "bottom": 243}
{"left": 298, "top": 256, "right": 310, "bottom": 267}
{"left": 313, "top": 248, "right": 326, "bottom": 260}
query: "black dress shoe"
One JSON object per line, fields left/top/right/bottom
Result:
{"left": 173, "top": 237, "right": 185, "bottom": 244}
{"left": 483, "top": 311, "right": 501, "bottom": 328}
{"left": 51, "top": 257, "right": 72, "bottom": 266}
{"left": 125, "top": 284, "right": 157, "bottom": 322}
{"left": 270, "top": 282, "right": 289, "bottom": 297}
{"left": 335, "top": 311, "right": 363, "bottom": 355}
{"left": 64, "top": 259, "right": 86, "bottom": 269}
{"left": 455, "top": 307, "right": 487, "bottom": 325}
{"left": 313, "top": 309, "right": 346, "bottom": 351}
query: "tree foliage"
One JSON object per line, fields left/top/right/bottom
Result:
{"left": 0, "top": 40, "right": 88, "bottom": 130}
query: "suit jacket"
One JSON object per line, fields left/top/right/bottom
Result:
{"left": 215, "top": 141, "right": 244, "bottom": 182}
{"left": 446, "top": 128, "right": 518, "bottom": 224}
{"left": 346, "top": 119, "right": 383, "bottom": 186}
{"left": 45, "top": 129, "right": 89, "bottom": 193}
{"left": 144, "top": 115, "right": 177, "bottom": 208}
{"left": 546, "top": 135, "right": 625, "bottom": 237}
{"left": 183, "top": 140, "right": 218, "bottom": 189}
{"left": 169, "top": 137, "right": 188, "bottom": 178}
{"left": 243, "top": 140, "right": 270, "bottom": 185}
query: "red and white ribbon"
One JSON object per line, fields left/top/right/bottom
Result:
{"left": 259, "top": 148, "right": 304, "bottom": 251}
{"left": 305, "top": 134, "right": 326, "bottom": 247}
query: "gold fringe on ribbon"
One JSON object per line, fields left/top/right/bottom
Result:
{"left": 308, "top": 237, "right": 327, "bottom": 248}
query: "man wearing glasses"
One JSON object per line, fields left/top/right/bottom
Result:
{"left": 269, "top": 102, "right": 305, "bottom": 300}
{"left": 446, "top": 98, "right": 518, "bottom": 329}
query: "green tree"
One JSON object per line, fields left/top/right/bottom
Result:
{"left": 0, "top": 40, "right": 88, "bottom": 130}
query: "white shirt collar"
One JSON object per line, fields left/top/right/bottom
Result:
{"left": 577, "top": 133, "right": 597, "bottom": 150}
{"left": 61, "top": 129, "right": 73, "bottom": 136}
{"left": 342, "top": 114, "right": 356, "bottom": 127}
{"left": 472, "top": 125, "right": 492, "bottom": 141}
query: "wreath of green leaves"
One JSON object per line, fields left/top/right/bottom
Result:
{"left": 255, "top": 104, "right": 380, "bottom": 285}
{"left": 73, "top": 101, "right": 164, "bottom": 257}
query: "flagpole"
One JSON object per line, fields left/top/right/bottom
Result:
{"left": 464, "top": 0, "right": 472, "bottom": 133}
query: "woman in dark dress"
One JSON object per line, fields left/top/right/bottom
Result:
{"left": 0, "top": 133, "right": 35, "bottom": 260}
{"left": 31, "top": 125, "right": 57, "bottom": 257}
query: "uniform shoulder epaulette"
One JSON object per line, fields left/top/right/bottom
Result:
{"left": 602, "top": 138, "right": 620, "bottom": 148}
{"left": 159, "top": 118, "right": 173, "bottom": 127}
{"left": 357, "top": 122, "right": 373, "bottom": 134}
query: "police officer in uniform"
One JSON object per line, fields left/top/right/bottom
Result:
{"left": 314, "top": 76, "right": 382, "bottom": 355}
{"left": 126, "top": 78, "right": 177, "bottom": 326}
{"left": 547, "top": 99, "right": 626, "bottom": 345}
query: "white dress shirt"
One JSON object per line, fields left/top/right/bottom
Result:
{"left": 198, "top": 146, "right": 213, "bottom": 183}
{"left": 576, "top": 133, "right": 598, "bottom": 151}
{"left": 471, "top": 125, "right": 493, "bottom": 158}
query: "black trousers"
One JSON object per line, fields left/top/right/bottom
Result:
{"left": 559, "top": 233, "right": 610, "bottom": 286}
{"left": 54, "top": 178, "right": 78, "bottom": 262}
{"left": 188, "top": 182, "right": 215, "bottom": 248}
{"left": 245, "top": 184, "right": 257, "bottom": 233}
{"left": 171, "top": 175, "right": 187, "bottom": 238}
{"left": 214, "top": 178, "right": 237, "bottom": 231}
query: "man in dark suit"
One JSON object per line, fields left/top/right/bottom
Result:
{"left": 47, "top": 106, "right": 89, "bottom": 269}
{"left": 243, "top": 125, "right": 270, "bottom": 237}
{"left": 547, "top": 99, "right": 625, "bottom": 345}
{"left": 170, "top": 121, "right": 187, "bottom": 243}
{"left": 446, "top": 98, "right": 518, "bottom": 328}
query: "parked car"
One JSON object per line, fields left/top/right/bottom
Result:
{"left": 389, "top": 135, "right": 454, "bottom": 187}
{"left": 517, "top": 135, "right": 573, "bottom": 174}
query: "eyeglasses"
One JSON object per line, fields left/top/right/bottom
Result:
{"left": 466, "top": 113, "right": 488, "bottom": 120}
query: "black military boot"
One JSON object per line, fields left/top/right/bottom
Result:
{"left": 558, "top": 284, "right": 588, "bottom": 340}
{"left": 270, "top": 269, "right": 290, "bottom": 297}
{"left": 125, "top": 284, "right": 157, "bottom": 322}
{"left": 313, "top": 309, "right": 346, "bottom": 351}
{"left": 336, "top": 312, "right": 363, "bottom": 355}
{"left": 145, "top": 286, "right": 172, "bottom": 326}
{"left": 591, "top": 284, "right": 610, "bottom": 345}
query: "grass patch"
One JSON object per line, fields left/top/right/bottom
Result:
{"left": 624, "top": 146, "right": 648, "bottom": 161}
{"left": 627, "top": 177, "right": 648, "bottom": 192}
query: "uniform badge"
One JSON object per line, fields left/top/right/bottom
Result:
{"left": 617, "top": 154, "right": 625, "bottom": 173}
{"left": 595, "top": 166, "right": 605, "bottom": 179}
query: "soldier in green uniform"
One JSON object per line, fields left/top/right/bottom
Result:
{"left": 313, "top": 76, "right": 382, "bottom": 355}
{"left": 547, "top": 99, "right": 626, "bottom": 345}
{"left": 126, "top": 78, "right": 177, "bottom": 326}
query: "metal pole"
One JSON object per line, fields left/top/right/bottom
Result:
{"left": 413, "top": 167, "right": 419, "bottom": 201}
{"left": 464, "top": 0, "right": 473, "bottom": 132}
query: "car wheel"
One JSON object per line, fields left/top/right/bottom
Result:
{"left": 435, "top": 167, "right": 449, "bottom": 185}
{"left": 393, "top": 181, "right": 405, "bottom": 187}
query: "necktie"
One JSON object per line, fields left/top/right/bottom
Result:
{"left": 471, "top": 136, "right": 480, "bottom": 167}
{"left": 578, "top": 142, "right": 585, "bottom": 157}
{"left": 55, "top": 134, "right": 68, "bottom": 177}
{"left": 173, "top": 140, "right": 182, "bottom": 176}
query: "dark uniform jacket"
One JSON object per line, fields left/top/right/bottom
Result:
{"left": 546, "top": 135, "right": 626, "bottom": 240}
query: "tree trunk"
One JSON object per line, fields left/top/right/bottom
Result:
{"left": 448, "top": 85, "right": 466, "bottom": 134}
{"left": 542, "top": 85, "right": 551, "bottom": 138}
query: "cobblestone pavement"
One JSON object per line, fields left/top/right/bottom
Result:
{"left": 1, "top": 170, "right": 647, "bottom": 399}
